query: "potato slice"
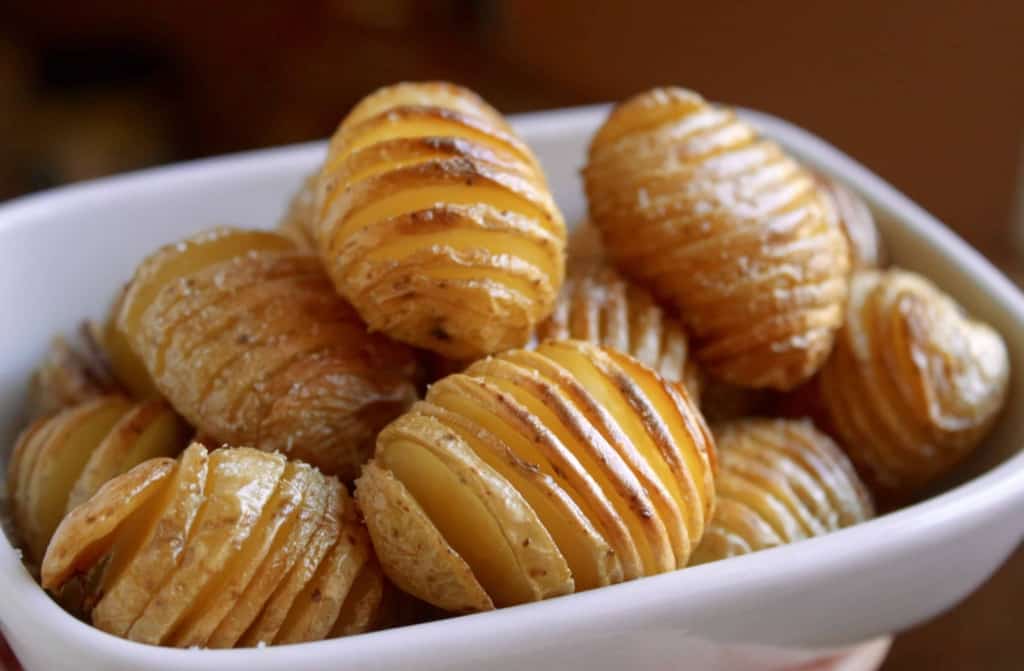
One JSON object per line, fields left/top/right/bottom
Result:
{"left": 535, "top": 342, "right": 710, "bottom": 567}
{"left": 379, "top": 412, "right": 572, "bottom": 605}
{"left": 329, "top": 562, "right": 387, "bottom": 637}
{"left": 497, "top": 349, "right": 691, "bottom": 569}
{"left": 67, "top": 400, "right": 189, "bottom": 511}
{"left": 206, "top": 464, "right": 325, "bottom": 648}
{"left": 103, "top": 290, "right": 161, "bottom": 399}
{"left": 41, "top": 457, "right": 175, "bottom": 590}
{"left": 127, "top": 448, "right": 286, "bottom": 645}
{"left": 411, "top": 400, "right": 617, "bottom": 592}
{"left": 21, "top": 397, "right": 133, "bottom": 562}
{"left": 272, "top": 489, "right": 371, "bottom": 645}
{"left": 239, "top": 479, "right": 341, "bottom": 646}
{"left": 355, "top": 461, "right": 493, "bottom": 613}
{"left": 465, "top": 356, "right": 675, "bottom": 577}
{"left": 92, "top": 443, "right": 209, "bottom": 637}
{"left": 167, "top": 460, "right": 312, "bottom": 648}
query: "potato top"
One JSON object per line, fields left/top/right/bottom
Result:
{"left": 692, "top": 418, "right": 872, "bottom": 564}
{"left": 819, "top": 268, "right": 1009, "bottom": 496}
{"left": 357, "top": 340, "right": 715, "bottom": 612}
{"left": 584, "top": 87, "right": 850, "bottom": 391}
{"left": 315, "top": 81, "right": 566, "bottom": 359}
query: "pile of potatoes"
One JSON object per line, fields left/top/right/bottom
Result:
{"left": 6, "top": 82, "right": 1009, "bottom": 647}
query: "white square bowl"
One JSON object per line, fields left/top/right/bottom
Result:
{"left": 1, "top": 105, "right": 1022, "bottom": 671}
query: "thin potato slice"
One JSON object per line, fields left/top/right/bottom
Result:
{"left": 41, "top": 458, "right": 175, "bottom": 590}
{"left": 411, "top": 400, "right": 618, "bottom": 591}
{"left": 92, "top": 443, "right": 210, "bottom": 636}
{"left": 355, "top": 461, "right": 493, "bottom": 613}
{"left": 238, "top": 480, "right": 341, "bottom": 646}
{"left": 128, "top": 449, "right": 286, "bottom": 645}
{"left": 206, "top": 464, "right": 326, "bottom": 648}
{"left": 380, "top": 412, "right": 573, "bottom": 604}
{"left": 329, "top": 562, "right": 387, "bottom": 637}
{"left": 167, "top": 460, "right": 311, "bottom": 648}
{"left": 21, "top": 397, "right": 133, "bottom": 561}
{"left": 67, "top": 400, "right": 189, "bottom": 511}
{"left": 272, "top": 489, "right": 372, "bottom": 645}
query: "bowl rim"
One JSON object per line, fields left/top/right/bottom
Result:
{"left": 2, "top": 102, "right": 1023, "bottom": 668}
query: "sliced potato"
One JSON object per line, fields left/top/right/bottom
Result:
{"left": 127, "top": 448, "right": 286, "bottom": 645}
{"left": 355, "top": 461, "right": 493, "bottom": 613}
{"left": 92, "top": 443, "right": 210, "bottom": 636}
{"left": 41, "top": 457, "right": 175, "bottom": 590}
{"left": 20, "top": 397, "right": 133, "bottom": 562}
{"left": 25, "top": 335, "right": 119, "bottom": 421}
{"left": 67, "top": 400, "right": 189, "bottom": 511}
{"left": 329, "top": 562, "right": 387, "bottom": 637}
{"left": 358, "top": 340, "right": 716, "bottom": 612}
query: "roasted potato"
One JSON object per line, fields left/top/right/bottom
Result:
{"left": 278, "top": 172, "right": 318, "bottom": 249}
{"left": 535, "top": 265, "right": 701, "bottom": 400}
{"left": 817, "top": 269, "right": 1009, "bottom": 498}
{"left": 817, "top": 174, "right": 886, "bottom": 270}
{"left": 116, "top": 227, "right": 420, "bottom": 480}
{"left": 314, "top": 81, "right": 567, "bottom": 359}
{"left": 8, "top": 396, "right": 189, "bottom": 563}
{"left": 24, "top": 333, "right": 120, "bottom": 421}
{"left": 692, "top": 419, "right": 872, "bottom": 564}
{"left": 584, "top": 87, "right": 849, "bottom": 390}
{"left": 356, "top": 340, "right": 715, "bottom": 612}
{"left": 41, "top": 443, "right": 385, "bottom": 648}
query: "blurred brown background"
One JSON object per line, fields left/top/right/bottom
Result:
{"left": 1, "top": 1, "right": 1022, "bottom": 668}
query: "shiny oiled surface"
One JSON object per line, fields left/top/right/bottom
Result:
{"left": 41, "top": 444, "right": 383, "bottom": 648}
{"left": 585, "top": 88, "right": 850, "bottom": 391}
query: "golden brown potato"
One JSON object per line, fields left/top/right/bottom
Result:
{"left": 24, "top": 333, "right": 120, "bottom": 421}
{"left": 817, "top": 269, "right": 1009, "bottom": 498}
{"left": 356, "top": 340, "right": 716, "bottom": 612}
{"left": 8, "top": 396, "right": 189, "bottom": 563}
{"left": 535, "top": 265, "right": 701, "bottom": 400}
{"left": 314, "top": 81, "right": 567, "bottom": 360}
{"left": 278, "top": 172, "right": 318, "bottom": 249}
{"left": 41, "top": 443, "right": 384, "bottom": 648}
{"left": 584, "top": 87, "right": 849, "bottom": 390}
{"left": 692, "top": 419, "right": 872, "bottom": 564}
{"left": 816, "top": 174, "right": 886, "bottom": 270}
{"left": 116, "top": 227, "right": 420, "bottom": 480}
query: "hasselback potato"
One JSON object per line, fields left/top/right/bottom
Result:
{"left": 116, "top": 227, "right": 420, "bottom": 480}
{"left": 535, "top": 265, "right": 701, "bottom": 398}
{"left": 818, "top": 269, "right": 1009, "bottom": 497}
{"left": 314, "top": 81, "right": 567, "bottom": 359}
{"left": 356, "top": 340, "right": 715, "bottom": 612}
{"left": 8, "top": 396, "right": 189, "bottom": 563}
{"left": 817, "top": 174, "right": 885, "bottom": 270}
{"left": 584, "top": 87, "right": 849, "bottom": 390}
{"left": 278, "top": 172, "right": 318, "bottom": 250}
{"left": 692, "top": 419, "right": 872, "bottom": 564}
{"left": 25, "top": 334, "right": 120, "bottom": 422}
{"left": 41, "top": 444, "right": 385, "bottom": 647}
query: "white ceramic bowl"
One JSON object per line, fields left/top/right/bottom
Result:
{"left": 1, "top": 105, "right": 1022, "bottom": 671}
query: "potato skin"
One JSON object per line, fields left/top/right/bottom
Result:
{"left": 692, "top": 418, "right": 872, "bottom": 564}
{"left": 817, "top": 269, "right": 1009, "bottom": 498}
{"left": 356, "top": 340, "right": 715, "bottom": 612}
{"left": 41, "top": 443, "right": 385, "bottom": 648}
{"left": 584, "top": 87, "right": 849, "bottom": 390}
{"left": 119, "top": 228, "right": 420, "bottom": 480}
{"left": 535, "top": 264, "right": 701, "bottom": 399}
{"left": 315, "top": 81, "right": 567, "bottom": 359}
